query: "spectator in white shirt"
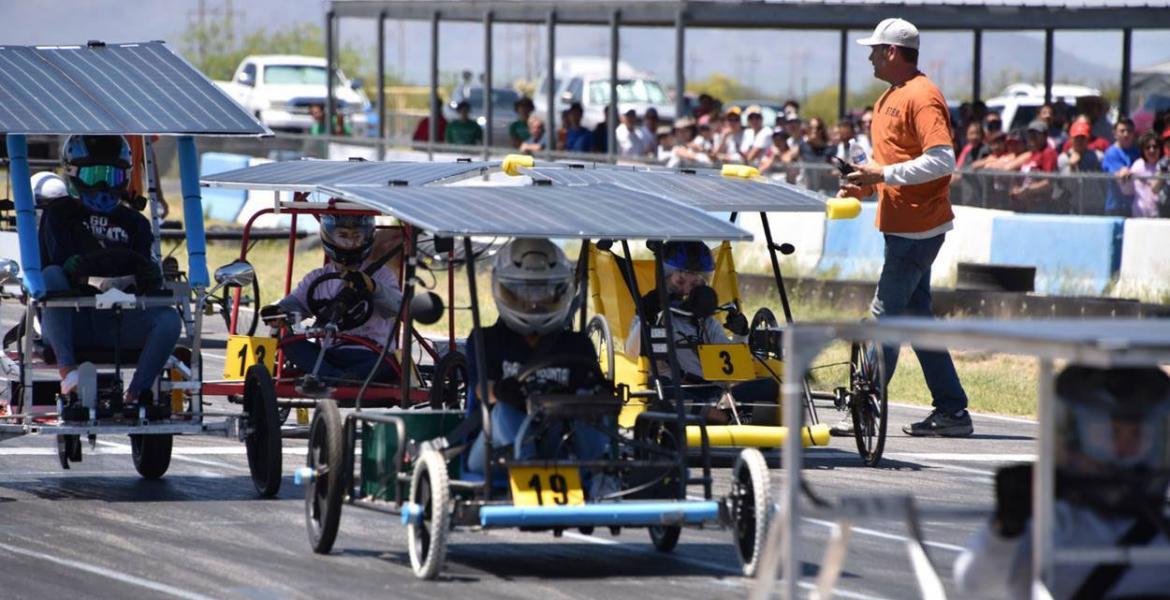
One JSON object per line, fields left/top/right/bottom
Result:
{"left": 615, "top": 109, "right": 653, "bottom": 158}
{"left": 740, "top": 105, "right": 773, "bottom": 165}
{"left": 715, "top": 106, "right": 746, "bottom": 164}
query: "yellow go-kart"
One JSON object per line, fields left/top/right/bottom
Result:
{"left": 505, "top": 156, "right": 888, "bottom": 467}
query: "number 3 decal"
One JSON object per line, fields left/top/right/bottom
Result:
{"left": 719, "top": 350, "right": 734, "bottom": 375}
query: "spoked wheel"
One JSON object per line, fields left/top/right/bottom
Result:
{"left": 849, "top": 342, "right": 888, "bottom": 467}
{"left": 428, "top": 352, "right": 468, "bottom": 410}
{"left": 749, "top": 307, "right": 778, "bottom": 336}
{"left": 130, "top": 434, "right": 173, "bottom": 480}
{"left": 729, "top": 448, "right": 771, "bottom": 577}
{"left": 221, "top": 278, "right": 261, "bottom": 337}
{"left": 306, "top": 399, "right": 344, "bottom": 553}
{"left": 244, "top": 365, "right": 282, "bottom": 497}
{"left": 649, "top": 525, "right": 681, "bottom": 552}
{"left": 586, "top": 315, "right": 615, "bottom": 382}
{"left": 408, "top": 449, "right": 451, "bottom": 580}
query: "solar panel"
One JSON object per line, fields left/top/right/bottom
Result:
{"left": 523, "top": 164, "right": 827, "bottom": 212}
{"left": 201, "top": 160, "right": 497, "bottom": 191}
{"left": 0, "top": 41, "right": 268, "bottom": 136}
{"left": 321, "top": 183, "right": 753, "bottom": 241}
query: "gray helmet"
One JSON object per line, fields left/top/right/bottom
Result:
{"left": 491, "top": 238, "right": 574, "bottom": 336}
{"left": 1055, "top": 365, "right": 1170, "bottom": 514}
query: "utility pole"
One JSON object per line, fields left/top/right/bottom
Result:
{"left": 186, "top": 0, "right": 244, "bottom": 72}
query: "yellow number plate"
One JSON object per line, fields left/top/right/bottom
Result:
{"left": 508, "top": 466, "right": 585, "bottom": 507}
{"left": 697, "top": 344, "right": 755, "bottom": 381}
{"left": 222, "top": 335, "right": 278, "bottom": 380}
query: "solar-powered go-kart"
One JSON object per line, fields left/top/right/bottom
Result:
{"left": 0, "top": 41, "right": 282, "bottom": 495}
{"left": 505, "top": 158, "right": 888, "bottom": 466}
{"left": 197, "top": 159, "right": 500, "bottom": 421}
{"left": 292, "top": 180, "right": 776, "bottom": 578}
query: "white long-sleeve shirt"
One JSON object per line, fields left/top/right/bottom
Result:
{"left": 625, "top": 311, "right": 744, "bottom": 380}
{"left": 954, "top": 502, "right": 1170, "bottom": 599}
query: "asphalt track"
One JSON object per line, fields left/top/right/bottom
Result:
{"left": 0, "top": 321, "right": 1036, "bottom": 599}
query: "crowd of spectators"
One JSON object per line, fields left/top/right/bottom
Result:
{"left": 949, "top": 99, "right": 1170, "bottom": 217}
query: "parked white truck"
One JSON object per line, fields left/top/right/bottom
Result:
{"left": 215, "top": 55, "right": 371, "bottom": 134}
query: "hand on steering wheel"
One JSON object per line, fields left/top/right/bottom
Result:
{"left": 305, "top": 271, "right": 375, "bottom": 331}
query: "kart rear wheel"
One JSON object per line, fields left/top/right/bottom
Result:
{"left": 244, "top": 365, "right": 282, "bottom": 497}
{"left": 306, "top": 399, "right": 344, "bottom": 553}
{"left": 428, "top": 351, "right": 468, "bottom": 410}
{"left": 586, "top": 315, "right": 615, "bottom": 382}
{"left": 730, "top": 448, "right": 770, "bottom": 577}
{"left": 849, "top": 342, "right": 888, "bottom": 467}
{"left": 130, "top": 434, "right": 173, "bottom": 480}
{"left": 648, "top": 525, "right": 681, "bottom": 552}
{"left": 408, "top": 449, "right": 451, "bottom": 580}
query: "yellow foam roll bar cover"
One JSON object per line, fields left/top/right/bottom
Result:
{"left": 685, "top": 424, "right": 831, "bottom": 448}
{"left": 825, "top": 197, "right": 862, "bottom": 220}
{"left": 502, "top": 153, "right": 535, "bottom": 176}
{"left": 721, "top": 164, "right": 760, "bottom": 179}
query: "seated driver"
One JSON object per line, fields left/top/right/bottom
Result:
{"left": 465, "top": 239, "right": 612, "bottom": 485}
{"left": 955, "top": 365, "right": 1170, "bottom": 599}
{"left": 625, "top": 241, "right": 778, "bottom": 425}
{"left": 39, "top": 135, "right": 181, "bottom": 413}
{"left": 262, "top": 214, "right": 403, "bottom": 382}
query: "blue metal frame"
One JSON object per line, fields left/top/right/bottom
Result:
{"left": 479, "top": 501, "right": 721, "bottom": 528}
{"left": 177, "top": 136, "right": 209, "bottom": 288}
{"left": 5, "top": 135, "right": 45, "bottom": 298}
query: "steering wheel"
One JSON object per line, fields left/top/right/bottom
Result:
{"left": 305, "top": 271, "right": 374, "bottom": 331}
{"left": 515, "top": 353, "right": 611, "bottom": 396}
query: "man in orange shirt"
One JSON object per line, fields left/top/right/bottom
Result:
{"left": 837, "top": 18, "right": 973, "bottom": 437}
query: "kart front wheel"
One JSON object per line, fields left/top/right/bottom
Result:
{"left": 408, "top": 449, "right": 451, "bottom": 580}
{"left": 730, "top": 448, "right": 770, "bottom": 577}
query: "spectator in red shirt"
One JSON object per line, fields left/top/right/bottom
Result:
{"left": 1061, "top": 115, "right": 1110, "bottom": 155}
{"left": 1010, "top": 119, "right": 1058, "bottom": 212}
{"left": 412, "top": 96, "right": 448, "bottom": 143}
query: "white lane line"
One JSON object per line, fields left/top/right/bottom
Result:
{"left": 0, "top": 446, "right": 306, "bottom": 457}
{"left": 890, "top": 402, "right": 1036, "bottom": 425}
{"left": 563, "top": 528, "right": 890, "bottom": 599}
{"left": 886, "top": 452, "right": 1034, "bottom": 463}
{"left": 0, "top": 541, "right": 217, "bottom": 600}
{"left": 802, "top": 517, "right": 966, "bottom": 553}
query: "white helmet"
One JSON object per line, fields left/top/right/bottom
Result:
{"left": 491, "top": 238, "right": 574, "bottom": 336}
{"left": 30, "top": 171, "right": 69, "bottom": 203}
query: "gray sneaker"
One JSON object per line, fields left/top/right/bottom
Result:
{"left": 828, "top": 416, "right": 854, "bottom": 437}
{"left": 902, "top": 409, "right": 974, "bottom": 437}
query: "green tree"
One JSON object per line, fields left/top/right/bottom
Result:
{"left": 685, "top": 73, "right": 769, "bottom": 104}
{"left": 802, "top": 81, "right": 887, "bottom": 123}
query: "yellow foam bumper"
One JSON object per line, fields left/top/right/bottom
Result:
{"left": 825, "top": 197, "right": 862, "bottom": 220}
{"left": 721, "top": 164, "right": 760, "bottom": 179}
{"left": 503, "top": 153, "right": 535, "bottom": 176}
{"left": 685, "top": 423, "right": 831, "bottom": 448}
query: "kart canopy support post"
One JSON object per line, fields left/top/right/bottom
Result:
{"left": 1033, "top": 358, "right": 1056, "bottom": 593}
{"left": 5, "top": 135, "right": 45, "bottom": 298}
{"left": 177, "top": 136, "right": 209, "bottom": 289}
{"left": 651, "top": 243, "right": 691, "bottom": 501}
{"left": 760, "top": 213, "right": 794, "bottom": 325}
{"left": 464, "top": 236, "right": 491, "bottom": 497}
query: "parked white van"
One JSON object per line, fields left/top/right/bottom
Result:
{"left": 533, "top": 57, "right": 676, "bottom": 129}
{"left": 985, "top": 83, "right": 1105, "bottom": 132}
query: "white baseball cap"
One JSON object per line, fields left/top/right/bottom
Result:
{"left": 857, "top": 18, "right": 920, "bottom": 50}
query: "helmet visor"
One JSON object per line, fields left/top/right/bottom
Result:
{"left": 1069, "top": 402, "right": 1170, "bottom": 470}
{"left": 70, "top": 164, "right": 129, "bottom": 189}
{"left": 493, "top": 277, "right": 572, "bottom": 315}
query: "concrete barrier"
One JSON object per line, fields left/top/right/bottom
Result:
{"left": 1117, "top": 218, "right": 1170, "bottom": 301}
{"left": 817, "top": 201, "right": 884, "bottom": 281}
{"left": 987, "top": 213, "right": 1123, "bottom": 295}
{"left": 200, "top": 152, "right": 250, "bottom": 222}
{"left": 931, "top": 205, "right": 1006, "bottom": 287}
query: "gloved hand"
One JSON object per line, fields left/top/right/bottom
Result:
{"left": 63, "top": 255, "right": 83, "bottom": 276}
{"left": 992, "top": 463, "right": 1032, "bottom": 538}
{"left": 724, "top": 310, "right": 749, "bottom": 336}
{"left": 343, "top": 270, "right": 376, "bottom": 295}
{"left": 134, "top": 263, "right": 163, "bottom": 292}
{"left": 639, "top": 290, "right": 662, "bottom": 321}
{"left": 493, "top": 377, "right": 524, "bottom": 407}
{"left": 259, "top": 304, "right": 287, "bottom": 327}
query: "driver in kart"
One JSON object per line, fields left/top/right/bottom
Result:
{"left": 625, "top": 241, "right": 778, "bottom": 425}
{"left": 954, "top": 365, "right": 1170, "bottom": 599}
{"left": 261, "top": 214, "right": 403, "bottom": 383}
{"left": 464, "top": 239, "right": 613, "bottom": 492}
{"left": 39, "top": 135, "right": 181, "bottom": 415}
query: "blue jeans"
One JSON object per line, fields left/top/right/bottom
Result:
{"left": 466, "top": 402, "right": 612, "bottom": 474}
{"left": 280, "top": 339, "right": 398, "bottom": 382}
{"left": 871, "top": 234, "right": 968, "bottom": 414}
{"left": 41, "top": 265, "right": 182, "bottom": 397}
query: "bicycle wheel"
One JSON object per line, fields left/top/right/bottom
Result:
{"left": 849, "top": 342, "right": 887, "bottom": 467}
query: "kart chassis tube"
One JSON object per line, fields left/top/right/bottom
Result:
{"left": 478, "top": 500, "right": 722, "bottom": 528}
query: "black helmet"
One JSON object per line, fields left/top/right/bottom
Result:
{"left": 61, "top": 135, "right": 132, "bottom": 214}
{"left": 320, "top": 214, "right": 375, "bottom": 267}
{"left": 1055, "top": 365, "right": 1170, "bottom": 515}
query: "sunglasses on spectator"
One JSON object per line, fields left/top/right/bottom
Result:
{"left": 1145, "top": 144, "right": 1160, "bottom": 151}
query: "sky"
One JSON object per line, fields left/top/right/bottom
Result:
{"left": 4, "top": 0, "right": 1170, "bottom": 102}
